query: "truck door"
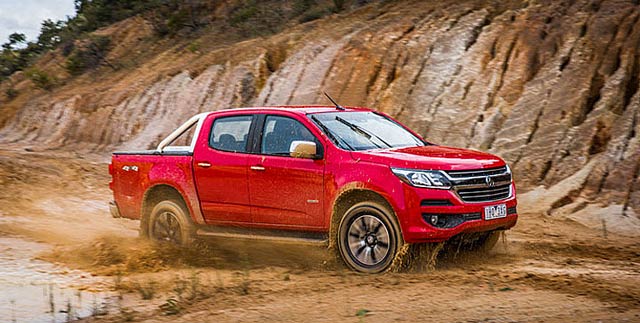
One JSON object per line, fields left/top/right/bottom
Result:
{"left": 248, "top": 115, "right": 325, "bottom": 229}
{"left": 193, "top": 114, "right": 255, "bottom": 224}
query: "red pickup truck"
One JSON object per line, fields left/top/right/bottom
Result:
{"left": 109, "top": 106, "right": 517, "bottom": 273}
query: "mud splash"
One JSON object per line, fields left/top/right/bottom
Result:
{"left": 389, "top": 242, "right": 445, "bottom": 272}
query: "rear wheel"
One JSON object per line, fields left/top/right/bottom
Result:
{"left": 337, "top": 202, "right": 402, "bottom": 273}
{"left": 148, "top": 200, "right": 194, "bottom": 246}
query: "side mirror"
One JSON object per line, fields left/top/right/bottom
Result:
{"left": 289, "top": 141, "right": 317, "bottom": 159}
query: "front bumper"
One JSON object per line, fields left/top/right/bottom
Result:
{"left": 109, "top": 201, "right": 122, "bottom": 218}
{"left": 399, "top": 183, "right": 518, "bottom": 243}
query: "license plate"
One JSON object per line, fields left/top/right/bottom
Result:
{"left": 484, "top": 204, "right": 507, "bottom": 220}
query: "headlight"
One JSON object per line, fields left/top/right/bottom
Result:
{"left": 391, "top": 168, "right": 452, "bottom": 189}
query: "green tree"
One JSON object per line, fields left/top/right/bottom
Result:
{"left": 37, "top": 20, "right": 66, "bottom": 50}
{"left": 2, "top": 32, "right": 26, "bottom": 50}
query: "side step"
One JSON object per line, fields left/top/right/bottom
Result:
{"left": 195, "top": 227, "right": 328, "bottom": 246}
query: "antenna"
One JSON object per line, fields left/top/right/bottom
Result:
{"left": 323, "top": 92, "right": 346, "bottom": 110}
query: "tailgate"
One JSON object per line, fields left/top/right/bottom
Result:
{"left": 110, "top": 154, "right": 147, "bottom": 219}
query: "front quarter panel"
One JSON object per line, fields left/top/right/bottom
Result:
{"left": 325, "top": 153, "right": 410, "bottom": 234}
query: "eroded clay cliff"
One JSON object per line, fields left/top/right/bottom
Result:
{"left": 0, "top": 0, "right": 638, "bottom": 221}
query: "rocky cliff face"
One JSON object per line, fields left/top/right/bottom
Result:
{"left": 1, "top": 0, "right": 639, "bottom": 219}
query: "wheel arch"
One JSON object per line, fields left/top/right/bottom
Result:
{"left": 329, "top": 188, "right": 403, "bottom": 250}
{"left": 140, "top": 184, "right": 191, "bottom": 237}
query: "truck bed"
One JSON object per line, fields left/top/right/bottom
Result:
{"left": 110, "top": 152, "right": 199, "bottom": 220}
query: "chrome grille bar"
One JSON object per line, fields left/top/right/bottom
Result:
{"left": 446, "top": 166, "right": 508, "bottom": 178}
{"left": 443, "top": 166, "right": 513, "bottom": 203}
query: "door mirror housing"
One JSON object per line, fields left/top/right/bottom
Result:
{"left": 289, "top": 141, "right": 318, "bottom": 159}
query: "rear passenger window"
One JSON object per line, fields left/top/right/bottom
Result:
{"left": 210, "top": 115, "right": 253, "bottom": 152}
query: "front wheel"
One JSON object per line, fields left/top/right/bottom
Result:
{"left": 469, "top": 230, "right": 502, "bottom": 252}
{"left": 337, "top": 202, "right": 402, "bottom": 273}
{"left": 148, "top": 200, "right": 194, "bottom": 246}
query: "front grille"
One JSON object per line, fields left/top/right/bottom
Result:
{"left": 444, "top": 166, "right": 513, "bottom": 203}
{"left": 457, "top": 184, "right": 511, "bottom": 203}
{"left": 450, "top": 173, "right": 512, "bottom": 186}
{"left": 446, "top": 166, "right": 508, "bottom": 178}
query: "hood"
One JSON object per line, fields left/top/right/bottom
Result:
{"left": 351, "top": 145, "right": 505, "bottom": 171}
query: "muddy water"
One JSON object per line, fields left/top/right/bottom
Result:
{"left": 0, "top": 237, "right": 112, "bottom": 323}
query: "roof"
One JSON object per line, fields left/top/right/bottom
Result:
{"left": 207, "top": 105, "right": 372, "bottom": 115}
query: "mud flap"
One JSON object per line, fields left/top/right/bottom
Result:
{"left": 109, "top": 201, "right": 122, "bottom": 218}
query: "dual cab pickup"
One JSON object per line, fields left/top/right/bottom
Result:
{"left": 109, "top": 106, "right": 517, "bottom": 273}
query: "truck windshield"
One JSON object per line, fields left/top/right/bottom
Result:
{"left": 310, "top": 111, "right": 426, "bottom": 151}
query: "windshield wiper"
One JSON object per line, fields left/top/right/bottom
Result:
{"left": 335, "top": 116, "right": 392, "bottom": 148}
{"left": 311, "top": 115, "right": 354, "bottom": 151}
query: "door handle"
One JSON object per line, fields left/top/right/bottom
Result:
{"left": 250, "top": 165, "right": 265, "bottom": 171}
{"left": 197, "top": 162, "right": 212, "bottom": 168}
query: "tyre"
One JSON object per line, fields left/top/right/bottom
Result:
{"left": 148, "top": 200, "right": 195, "bottom": 246}
{"left": 337, "top": 201, "right": 403, "bottom": 273}
{"left": 473, "top": 230, "right": 501, "bottom": 252}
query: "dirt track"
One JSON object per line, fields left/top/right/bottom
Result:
{"left": 0, "top": 146, "right": 639, "bottom": 322}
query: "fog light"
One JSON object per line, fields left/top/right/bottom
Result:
{"left": 430, "top": 215, "right": 438, "bottom": 225}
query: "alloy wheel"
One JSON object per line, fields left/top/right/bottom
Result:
{"left": 152, "top": 211, "right": 183, "bottom": 244}
{"left": 346, "top": 214, "right": 391, "bottom": 266}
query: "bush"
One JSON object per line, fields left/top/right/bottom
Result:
{"left": 333, "top": 0, "right": 346, "bottom": 11}
{"left": 65, "top": 36, "right": 113, "bottom": 75}
{"left": 187, "top": 41, "right": 200, "bottom": 53}
{"left": 228, "top": 1, "right": 287, "bottom": 37}
{"left": 145, "top": 1, "right": 210, "bottom": 36}
{"left": 230, "top": 3, "right": 259, "bottom": 27}
{"left": 4, "top": 87, "right": 18, "bottom": 99}
{"left": 299, "top": 7, "right": 331, "bottom": 23}
{"left": 25, "top": 68, "right": 56, "bottom": 90}
{"left": 61, "top": 41, "right": 75, "bottom": 57}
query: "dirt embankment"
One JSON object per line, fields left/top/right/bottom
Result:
{"left": 0, "top": 148, "right": 638, "bottom": 322}
{"left": 0, "top": 0, "right": 639, "bottom": 224}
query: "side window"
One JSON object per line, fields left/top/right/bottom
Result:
{"left": 210, "top": 115, "right": 253, "bottom": 152}
{"left": 261, "top": 116, "right": 317, "bottom": 156}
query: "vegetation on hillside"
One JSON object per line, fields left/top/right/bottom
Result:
{"left": 0, "top": 0, "right": 376, "bottom": 93}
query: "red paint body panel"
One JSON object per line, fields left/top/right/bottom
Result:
{"left": 110, "top": 154, "right": 204, "bottom": 224}
{"left": 248, "top": 154, "right": 325, "bottom": 230}
{"left": 245, "top": 110, "right": 327, "bottom": 230}
{"left": 192, "top": 111, "right": 252, "bottom": 224}
{"left": 351, "top": 146, "right": 504, "bottom": 170}
{"left": 110, "top": 106, "right": 518, "bottom": 243}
